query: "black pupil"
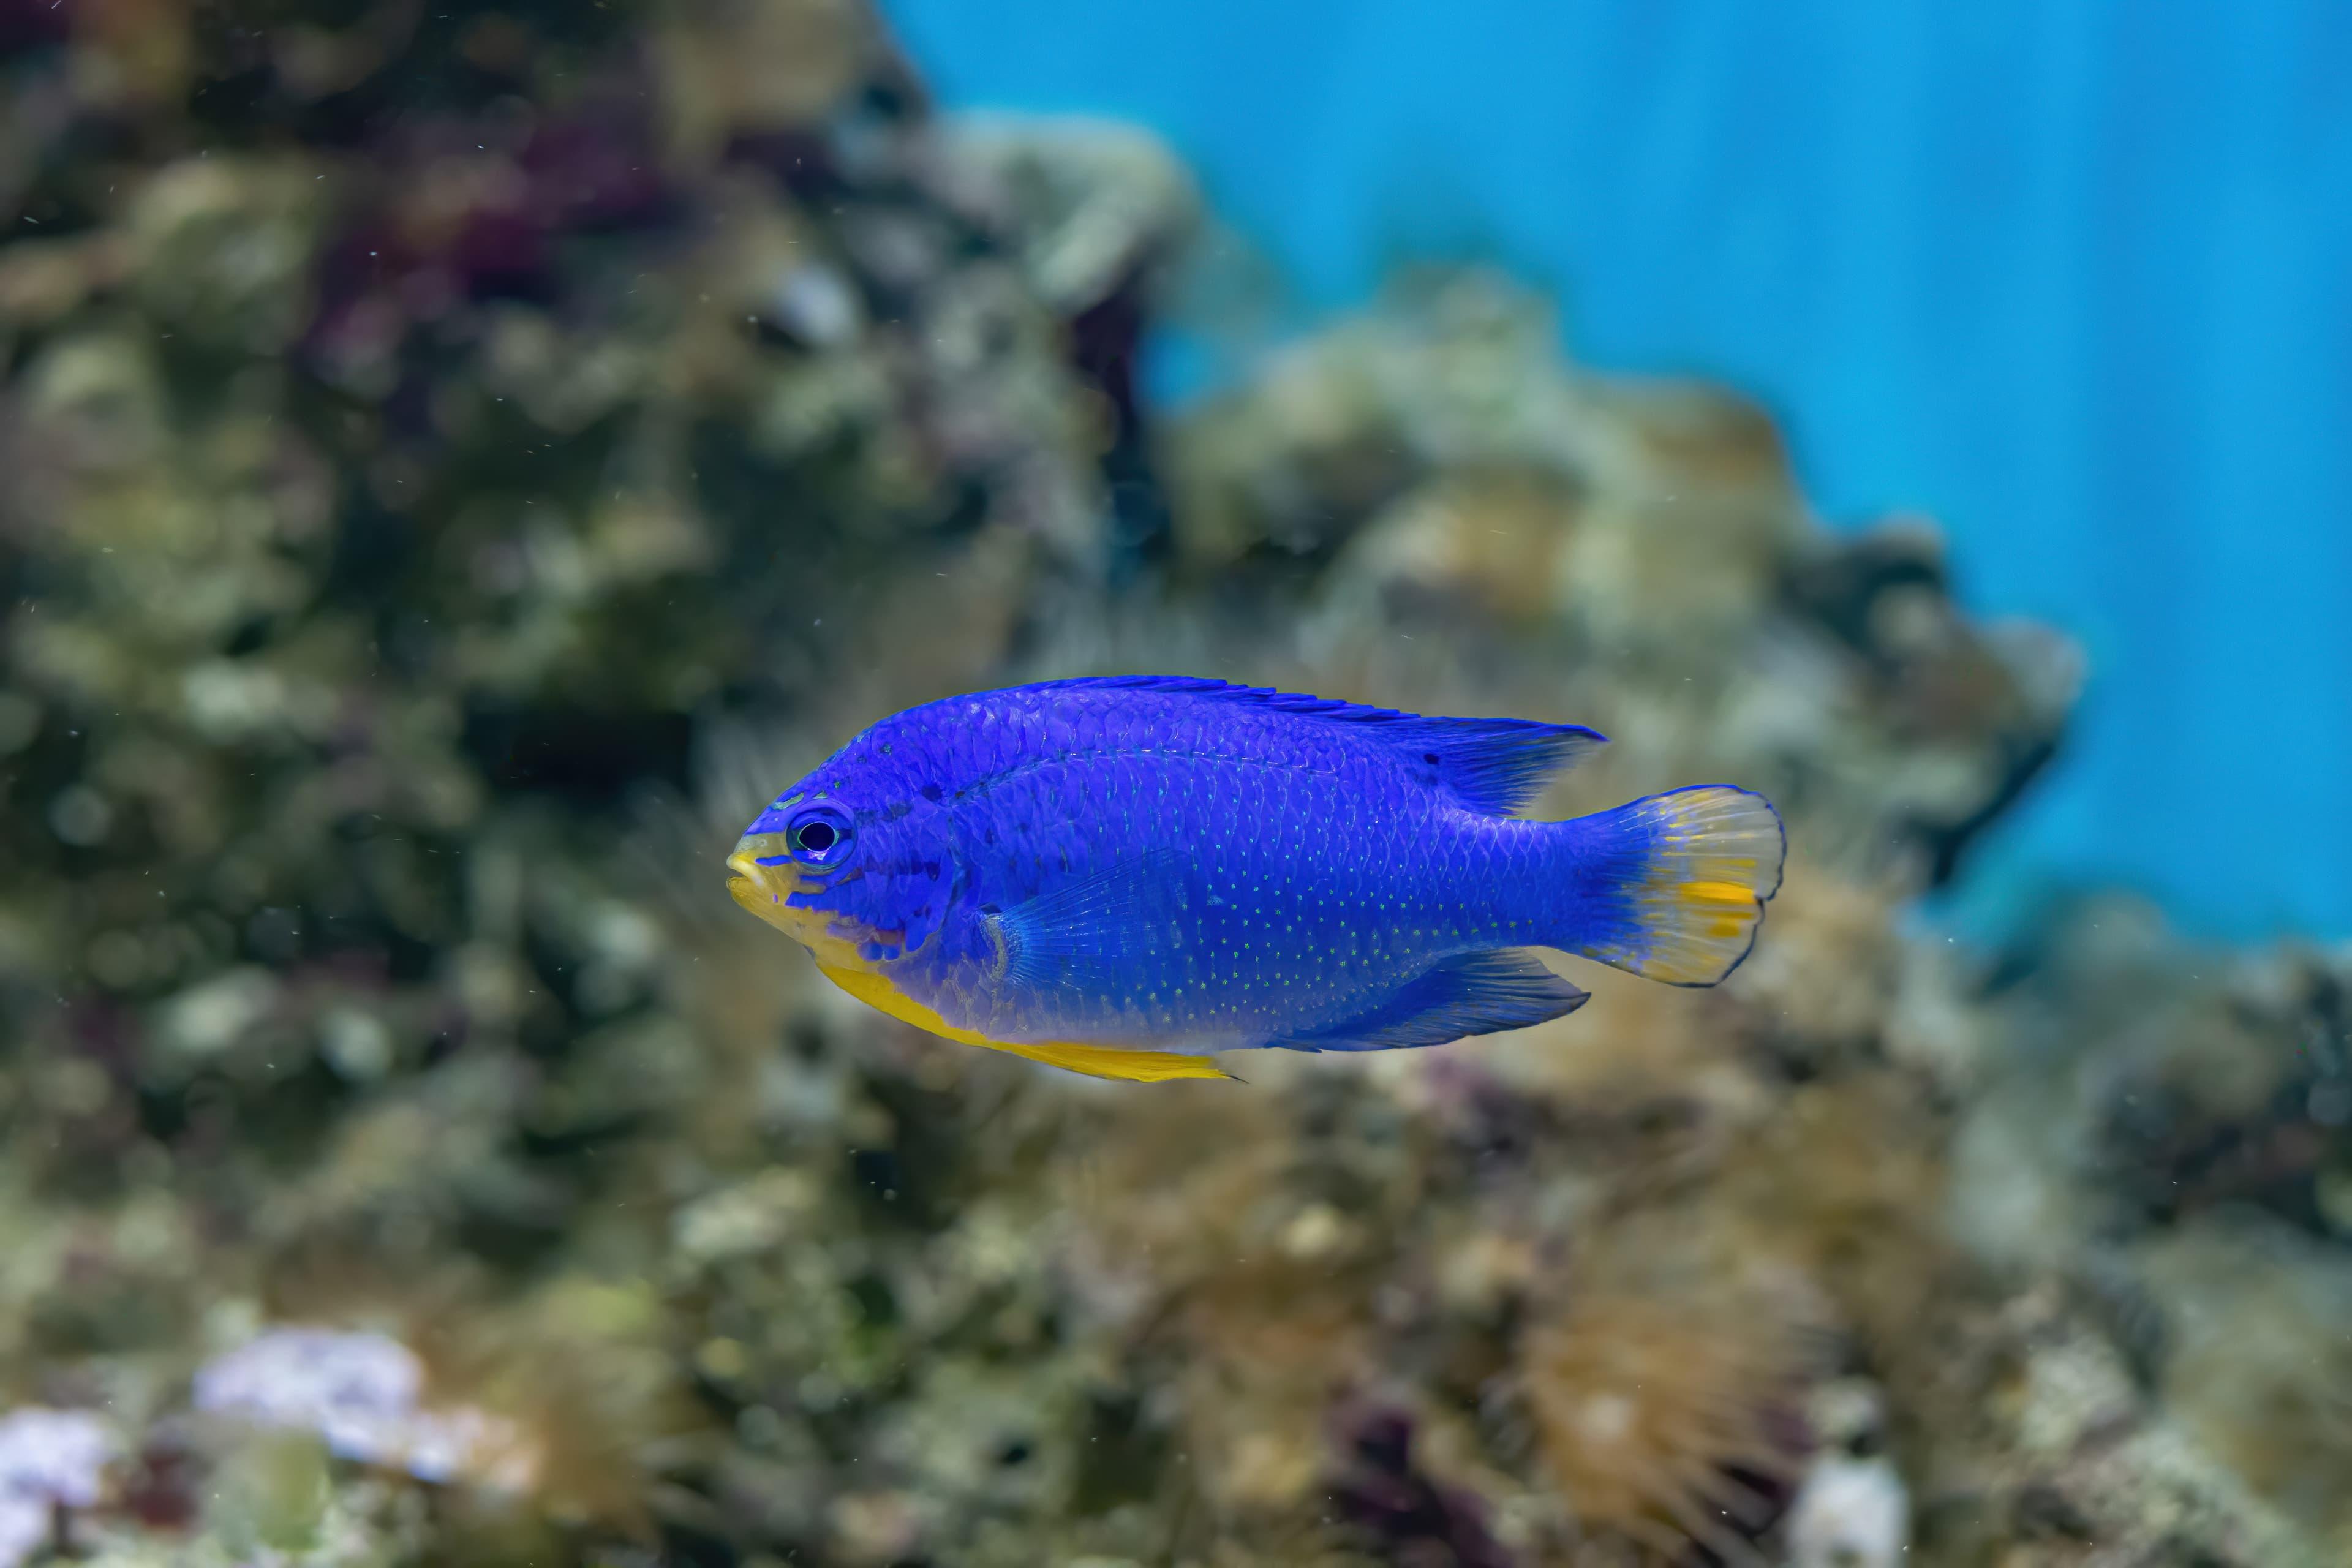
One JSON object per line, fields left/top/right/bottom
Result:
{"left": 797, "top": 821, "right": 837, "bottom": 853}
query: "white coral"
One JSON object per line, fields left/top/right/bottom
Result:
{"left": 1784, "top": 1455, "right": 1909, "bottom": 1568}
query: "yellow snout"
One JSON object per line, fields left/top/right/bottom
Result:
{"left": 727, "top": 834, "right": 813, "bottom": 935}
{"left": 726, "top": 833, "right": 875, "bottom": 970}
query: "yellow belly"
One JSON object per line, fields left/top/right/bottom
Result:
{"left": 815, "top": 963, "right": 1231, "bottom": 1084}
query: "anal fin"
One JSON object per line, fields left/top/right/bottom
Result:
{"left": 1275, "top": 949, "right": 1588, "bottom": 1053}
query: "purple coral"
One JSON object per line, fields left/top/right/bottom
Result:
{"left": 1329, "top": 1404, "right": 1514, "bottom": 1568}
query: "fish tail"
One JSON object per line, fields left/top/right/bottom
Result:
{"left": 1551, "top": 786, "right": 1785, "bottom": 986}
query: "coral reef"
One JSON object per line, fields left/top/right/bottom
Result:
{"left": 0, "top": 2, "right": 2345, "bottom": 1565}
{"left": 1520, "top": 1243, "right": 1815, "bottom": 1559}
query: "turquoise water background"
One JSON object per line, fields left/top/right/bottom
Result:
{"left": 888, "top": 0, "right": 2352, "bottom": 940}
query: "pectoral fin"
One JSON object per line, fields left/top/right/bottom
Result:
{"left": 987, "top": 849, "right": 1191, "bottom": 995}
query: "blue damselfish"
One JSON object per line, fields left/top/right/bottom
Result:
{"left": 726, "top": 677, "right": 1785, "bottom": 1082}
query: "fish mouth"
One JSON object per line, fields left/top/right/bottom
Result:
{"left": 726, "top": 832, "right": 815, "bottom": 938}
{"left": 726, "top": 829, "right": 891, "bottom": 972}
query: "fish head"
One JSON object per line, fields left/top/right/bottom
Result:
{"left": 726, "top": 758, "right": 959, "bottom": 974}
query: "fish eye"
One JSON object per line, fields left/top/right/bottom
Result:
{"left": 787, "top": 807, "right": 853, "bottom": 864}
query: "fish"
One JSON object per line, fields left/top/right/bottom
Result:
{"left": 726, "top": 677, "right": 1785, "bottom": 1084}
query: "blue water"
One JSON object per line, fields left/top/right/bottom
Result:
{"left": 887, "top": 0, "right": 2352, "bottom": 941}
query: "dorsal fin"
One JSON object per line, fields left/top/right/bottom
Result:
{"left": 1038, "top": 676, "right": 1605, "bottom": 817}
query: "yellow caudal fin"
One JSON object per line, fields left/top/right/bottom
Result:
{"left": 1569, "top": 786, "right": 1786, "bottom": 987}
{"left": 816, "top": 964, "right": 1232, "bottom": 1083}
